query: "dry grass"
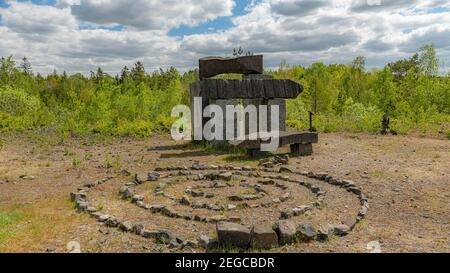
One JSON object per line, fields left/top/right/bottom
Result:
{"left": 0, "top": 197, "right": 88, "bottom": 253}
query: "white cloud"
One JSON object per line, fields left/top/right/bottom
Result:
{"left": 1, "top": 1, "right": 76, "bottom": 34}
{"left": 0, "top": 0, "right": 450, "bottom": 74}
{"left": 67, "top": 0, "right": 235, "bottom": 30}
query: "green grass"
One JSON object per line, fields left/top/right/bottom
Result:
{"left": 0, "top": 211, "right": 25, "bottom": 244}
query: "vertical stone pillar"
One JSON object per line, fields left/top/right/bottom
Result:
{"left": 190, "top": 83, "right": 209, "bottom": 141}
{"left": 243, "top": 98, "right": 263, "bottom": 137}
{"left": 215, "top": 99, "right": 241, "bottom": 144}
{"left": 268, "top": 99, "right": 286, "bottom": 132}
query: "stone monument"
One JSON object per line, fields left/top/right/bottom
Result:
{"left": 190, "top": 55, "right": 318, "bottom": 157}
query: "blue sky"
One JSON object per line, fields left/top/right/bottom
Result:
{"left": 0, "top": 0, "right": 255, "bottom": 34}
{"left": 169, "top": 0, "right": 254, "bottom": 36}
{"left": 1, "top": 0, "right": 450, "bottom": 74}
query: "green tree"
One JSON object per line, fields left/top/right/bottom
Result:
{"left": 373, "top": 67, "right": 396, "bottom": 115}
{"left": 131, "top": 61, "right": 146, "bottom": 83}
{"left": 419, "top": 44, "right": 439, "bottom": 77}
{"left": 20, "top": 57, "right": 32, "bottom": 75}
{"left": 388, "top": 53, "right": 419, "bottom": 80}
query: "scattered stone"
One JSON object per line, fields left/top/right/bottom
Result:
{"left": 120, "top": 169, "right": 131, "bottom": 176}
{"left": 178, "top": 170, "right": 191, "bottom": 176}
{"left": 293, "top": 206, "right": 311, "bottom": 216}
{"left": 191, "top": 190, "right": 204, "bottom": 197}
{"left": 148, "top": 172, "right": 160, "bottom": 181}
{"left": 359, "top": 205, "right": 368, "bottom": 217}
{"left": 98, "top": 215, "right": 110, "bottom": 222}
{"left": 211, "top": 215, "right": 227, "bottom": 223}
{"left": 19, "top": 175, "right": 36, "bottom": 180}
{"left": 228, "top": 195, "right": 243, "bottom": 202}
{"left": 70, "top": 192, "right": 86, "bottom": 202}
{"left": 273, "top": 220, "right": 297, "bottom": 245}
{"left": 90, "top": 212, "right": 103, "bottom": 220}
{"left": 134, "top": 173, "right": 148, "bottom": 184}
{"left": 317, "top": 225, "right": 334, "bottom": 241}
{"left": 132, "top": 195, "right": 144, "bottom": 203}
{"left": 216, "top": 222, "right": 252, "bottom": 249}
{"left": 147, "top": 205, "right": 165, "bottom": 213}
{"left": 227, "top": 204, "right": 237, "bottom": 210}
{"left": 272, "top": 198, "right": 281, "bottom": 204}
{"left": 212, "top": 182, "right": 227, "bottom": 188}
{"left": 279, "top": 166, "right": 293, "bottom": 173}
{"left": 297, "top": 223, "right": 317, "bottom": 241}
{"left": 281, "top": 209, "right": 294, "bottom": 219}
{"left": 133, "top": 224, "right": 144, "bottom": 235}
{"left": 311, "top": 186, "right": 321, "bottom": 194}
{"left": 169, "top": 239, "right": 180, "bottom": 248}
{"left": 228, "top": 217, "right": 242, "bottom": 224}
{"left": 274, "top": 155, "right": 289, "bottom": 165}
{"left": 142, "top": 229, "right": 158, "bottom": 238}
{"left": 105, "top": 217, "right": 119, "bottom": 228}
{"left": 280, "top": 192, "right": 291, "bottom": 202}
{"left": 182, "top": 240, "right": 198, "bottom": 249}
{"left": 120, "top": 187, "right": 134, "bottom": 200}
{"left": 119, "top": 221, "right": 134, "bottom": 232}
{"left": 135, "top": 201, "right": 145, "bottom": 208}
{"left": 181, "top": 213, "right": 194, "bottom": 221}
{"left": 347, "top": 186, "right": 362, "bottom": 195}
{"left": 192, "top": 201, "right": 207, "bottom": 209}
{"left": 333, "top": 224, "right": 351, "bottom": 236}
{"left": 192, "top": 161, "right": 205, "bottom": 170}
{"left": 76, "top": 201, "right": 89, "bottom": 211}
{"left": 261, "top": 162, "right": 275, "bottom": 168}
{"left": 180, "top": 195, "right": 191, "bottom": 206}
{"left": 161, "top": 207, "right": 177, "bottom": 217}
{"left": 219, "top": 172, "right": 233, "bottom": 181}
{"left": 199, "top": 235, "right": 219, "bottom": 249}
{"left": 342, "top": 180, "right": 355, "bottom": 188}
{"left": 251, "top": 224, "right": 278, "bottom": 249}
{"left": 242, "top": 194, "right": 260, "bottom": 201}
{"left": 86, "top": 207, "right": 98, "bottom": 214}
{"left": 205, "top": 193, "right": 215, "bottom": 199}
{"left": 314, "top": 172, "right": 328, "bottom": 180}
{"left": 258, "top": 179, "right": 274, "bottom": 185}
{"left": 83, "top": 182, "right": 97, "bottom": 188}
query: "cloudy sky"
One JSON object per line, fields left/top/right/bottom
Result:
{"left": 1, "top": 0, "right": 450, "bottom": 74}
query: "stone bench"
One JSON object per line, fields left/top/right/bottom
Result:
{"left": 229, "top": 131, "right": 319, "bottom": 157}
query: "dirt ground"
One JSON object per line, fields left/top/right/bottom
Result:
{"left": 0, "top": 133, "right": 448, "bottom": 253}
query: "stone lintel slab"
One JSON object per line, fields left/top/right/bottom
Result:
{"left": 190, "top": 79, "right": 303, "bottom": 100}
{"left": 229, "top": 131, "right": 319, "bottom": 150}
{"left": 199, "top": 55, "right": 263, "bottom": 79}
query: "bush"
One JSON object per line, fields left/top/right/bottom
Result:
{"left": 0, "top": 86, "right": 53, "bottom": 131}
{"left": 114, "top": 119, "right": 153, "bottom": 137}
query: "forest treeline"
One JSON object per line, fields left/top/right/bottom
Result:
{"left": 0, "top": 44, "right": 448, "bottom": 139}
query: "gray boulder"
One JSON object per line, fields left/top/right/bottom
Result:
{"left": 273, "top": 220, "right": 297, "bottom": 245}
{"left": 199, "top": 235, "right": 219, "bottom": 249}
{"left": 297, "top": 223, "right": 317, "bottom": 241}
{"left": 216, "top": 222, "right": 252, "bottom": 249}
{"left": 251, "top": 225, "right": 278, "bottom": 249}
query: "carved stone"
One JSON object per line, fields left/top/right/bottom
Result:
{"left": 199, "top": 55, "right": 263, "bottom": 79}
{"left": 190, "top": 79, "right": 303, "bottom": 99}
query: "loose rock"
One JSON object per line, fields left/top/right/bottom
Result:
{"left": 199, "top": 235, "right": 219, "bottom": 249}
{"left": 273, "top": 220, "right": 297, "bottom": 245}
{"left": 216, "top": 222, "right": 252, "bottom": 249}
{"left": 251, "top": 224, "right": 278, "bottom": 249}
{"left": 297, "top": 223, "right": 317, "bottom": 241}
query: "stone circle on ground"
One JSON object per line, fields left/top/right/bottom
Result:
{"left": 70, "top": 158, "right": 369, "bottom": 250}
